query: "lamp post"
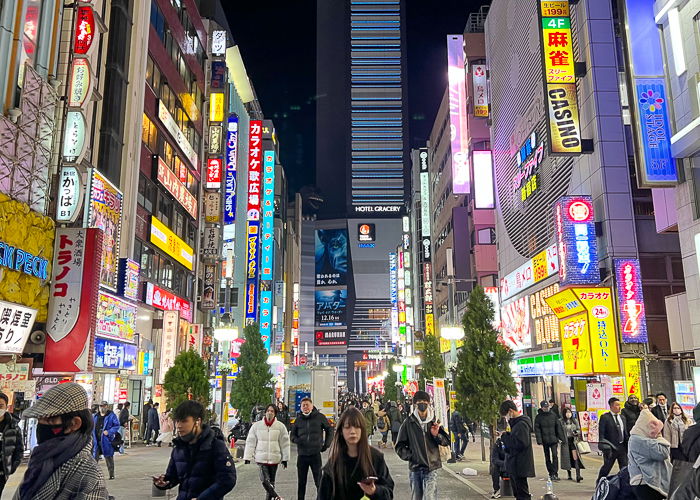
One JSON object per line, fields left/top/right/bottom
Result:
{"left": 214, "top": 325, "right": 238, "bottom": 429}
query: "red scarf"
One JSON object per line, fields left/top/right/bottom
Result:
{"left": 264, "top": 416, "right": 275, "bottom": 427}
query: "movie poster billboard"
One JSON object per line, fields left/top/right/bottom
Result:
{"left": 86, "top": 170, "right": 123, "bottom": 290}
{"left": 315, "top": 228, "right": 348, "bottom": 286}
{"left": 315, "top": 289, "right": 347, "bottom": 327}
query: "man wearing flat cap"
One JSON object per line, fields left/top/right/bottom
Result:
{"left": 13, "top": 382, "right": 109, "bottom": 500}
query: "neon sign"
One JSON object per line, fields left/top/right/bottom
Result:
{"left": 245, "top": 121, "right": 263, "bottom": 324}
{"left": 614, "top": 258, "right": 648, "bottom": 343}
{"left": 224, "top": 114, "right": 239, "bottom": 224}
{"left": 447, "top": 34, "right": 470, "bottom": 194}
{"left": 555, "top": 195, "right": 599, "bottom": 286}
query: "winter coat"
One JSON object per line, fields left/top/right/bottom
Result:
{"left": 388, "top": 403, "right": 404, "bottom": 433}
{"left": 93, "top": 411, "right": 121, "bottom": 458}
{"left": 628, "top": 434, "right": 672, "bottom": 496}
{"left": 490, "top": 438, "right": 506, "bottom": 477}
{"left": 599, "top": 411, "right": 630, "bottom": 450}
{"left": 0, "top": 412, "right": 23, "bottom": 477}
{"left": 361, "top": 407, "right": 377, "bottom": 436}
{"left": 159, "top": 424, "right": 237, "bottom": 500}
{"left": 559, "top": 417, "right": 584, "bottom": 472}
{"left": 318, "top": 446, "right": 394, "bottom": 500}
{"left": 148, "top": 407, "right": 161, "bottom": 430}
{"left": 376, "top": 410, "right": 390, "bottom": 433}
{"left": 680, "top": 423, "right": 700, "bottom": 462}
{"left": 501, "top": 415, "right": 536, "bottom": 479}
{"left": 663, "top": 416, "right": 689, "bottom": 449}
{"left": 395, "top": 412, "right": 450, "bottom": 472}
{"left": 13, "top": 442, "right": 108, "bottom": 500}
{"left": 160, "top": 412, "right": 173, "bottom": 434}
{"left": 621, "top": 402, "right": 641, "bottom": 431}
{"left": 276, "top": 407, "right": 291, "bottom": 431}
{"left": 534, "top": 409, "right": 564, "bottom": 445}
{"left": 243, "top": 418, "right": 290, "bottom": 465}
{"left": 118, "top": 407, "right": 130, "bottom": 427}
{"left": 450, "top": 411, "right": 466, "bottom": 435}
{"left": 291, "top": 407, "right": 333, "bottom": 456}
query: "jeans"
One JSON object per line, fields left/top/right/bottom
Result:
{"left": 259, "top": 464, "right": 279, "bottom": 500}
{"left": 512, "top": 476, "right": 531, "bottom": 500}
{"left": 297, "top": 453, "right": 322, "bottom": 500}
{"left": 542, "top": 443, "right": 559, "bottom": 477}
{"left": 409, "top": 468, "right": 439, "bottom": 500}
{"left": 118, "top": 426, "right": 125, "bottom": 453}
{"left": 391, "top": 430, "right": 399, "bottom": 444}
{"left": 598, "top": 445, "right": 628, "bottom": 480}
{"left": 454, "top": 432, "right": 468, "bottom": 456}
{"left": 381, "top": 431, "right": 389, "bottom": 444}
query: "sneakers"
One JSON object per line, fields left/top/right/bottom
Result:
{"left": 550, "top": 474, "right": 560, "bottom": 482}
{"left": 491, "top": 490, "right": 501, "bottom": 498}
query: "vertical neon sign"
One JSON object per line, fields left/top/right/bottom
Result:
{"left": 447, "top": 35, "right": 470, "bottom": 194}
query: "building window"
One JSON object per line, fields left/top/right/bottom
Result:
{"left": 142, "top": 114, "right": 158, "bottom": 152}
{"left": 158, "top": 196, "right": 173, "bottom": 227}
{"left": 146, "top": 56, "right": 161, "bottom": 95}
{"left": 138, "top": 175, "right": 156, "bottom": 213}
{"left": 477, "top": 228, "right": 496, "bottom": 245}
{"left": 150, "top": 1, "right": 165, "bottom": 42}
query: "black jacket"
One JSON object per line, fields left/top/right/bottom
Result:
{"left": 681, "top": 423, "right": 700, "bottom": 462}
{"left": 449, "top": 411, "right": 466, "bottom": 435}
{"left": 501, "top": 415, "right": 535, "bottom": 478}
{"left": 388, "top": 404, "right": 404, "bottom": 433}
{"left": 621, "top": 402, "right": 641, "bottom": 431}
{"left": 534, "top": 409, "right": 564, "bottom": 445}
{"left": 395, "top": 413, "right": 450, "bottom": 472}
{"left": 651, "top": 405, "right": 669, "bottom": 422}
{"left": 276, "top": 408, "right": 291, "bottom": 431}
{"left": 291, "top": 407, "right": 333, "bottom": 456}
{"left": 490, "top": 437, "right": 506, "bottom": 477}
{"left": 318, "top": 447, "right": 394, "bottom": 500}
{"left": 598, "top": 412, "right": 629, "bottom": 450}
{"left": 0, "top": 412, "right": 23, "bottom": 477}
{"left": 148, "top": 407, "right": 160, "bottom": 430}
{"left": 159, "top": 424, "right": 237, "bottom": 500}
{"left": 119, "top": 407, "right": 130, "bottom": 427}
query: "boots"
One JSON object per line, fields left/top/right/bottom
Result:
{"left": 567, "top": 470, "right": 572, "bottom": 481}
{"left": 105, "top": 456, "right": 115, "bottom": 480}
{"left": 575, "top": 461, "right": 582, "bottom": 482}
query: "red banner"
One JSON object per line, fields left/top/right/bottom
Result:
{"left": 74, "top": 7, "right": 95, "bottom": 55}
{"left": 157, "top": 157, "right": 197, "bottom": 219}
{"left": 145, "top": 282, "right": 192, "bottom": 322}
{"left": 44, "top": 228, "right": 103, "bottom": 372}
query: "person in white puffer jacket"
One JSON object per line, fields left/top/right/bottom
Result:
{"left": 244, "top": 404, "right": 291, "bottom": 500}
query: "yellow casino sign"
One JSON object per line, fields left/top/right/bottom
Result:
{"left": 546, "top": 287, "right": 620, "bottom": 375}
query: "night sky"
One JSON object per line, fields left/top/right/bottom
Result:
{"left": 225, "top": 1, "right": 489, "bottom": 194}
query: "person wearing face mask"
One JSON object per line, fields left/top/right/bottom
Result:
{"left": 622, "top": 395, "right": 642, "bottom": 431}
{"left": 651, "top": 393, "right": 669, "bottom": 422}
{"left": 360, "top": 400, "right": 377, "bottom": 442}
{"left": 0, "top": 392, "right": 22, "bottom": 496}
{"left": 499, "top": 400, "right": 535, "bottom": 500}
{"left": 291, "top": 397, "right": 334, "bottom": 500}
{"left": 662, "top": 402, "right": 690, "bottom": 463}
{"left": 534, "top": 400, "right": 565, "bottom": 481}
{"left": 244, "top": 404, "right": 290, "bottom": 500}
{"left": 13, "top": 382, "right": 108, "bottom": 500}
{"left": 93, "top": 401, "right": 120, "bottom": 480}
{"left": 627, "top": 409, "right": 672, "bottom": 499}
{"left": 153, "top": 400, "right": 236, "bottom": 500}
{"left": 395, "top": 391, "right": 450, "bottom": 500}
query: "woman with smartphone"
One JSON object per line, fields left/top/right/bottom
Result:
{"left": 318, "top": 407, "right": 394, "bottom": 499}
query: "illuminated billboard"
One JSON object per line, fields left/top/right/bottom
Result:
{"left": 472, "top": 64, "right": 489, "bottom": 117}
{"left": 224, "top": 114, "right": 239, "bottom": 225}
{"left": 259, "top": 290, "right": 272, "bottom": 352}
{"left": 315, "top": 228, "right": 348, "bottom": 286}
{"left": 554, "top": 195, "right": 600, "bottom": 286}
{"left": 260, "top": 151, "right": 275, "bottom": 281}
{"left": 315, "top": 290, "right": 347, "bottom": 327}
{"left": 473, "top": 150, "right": 494, "bottom": 209}
{"left": 500, "top": 296, "right": 532, "bottom": 351}
{"left": 150, "top": 216, "right": 194, "bottom": 271}
{"left": 209, "top": 92, "right": 224, "bottom": 122}
{"left": 245, "top": 121, "right": 263, "bottom": 324}
{"left": 447, "top": 35, "right": 470, "bottom": 194}
{"left": 87, "top": 170, "right": 123, "bottom": 290}
{"left": 614, "top": 258, "right": 648, "bottom": 344}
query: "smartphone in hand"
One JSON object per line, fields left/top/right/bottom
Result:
{"left": 360, "top": 476, "right": 378, "bottom": 485}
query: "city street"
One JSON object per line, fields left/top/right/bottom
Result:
{"left": 1, "top": 435, "right": 605, "bottom": 499}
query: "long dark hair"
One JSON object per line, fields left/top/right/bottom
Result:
{"left": 668, "top": 402, "right": 689, "bottom": 424}
{"left": 328, "top": 407, "right": 375, "bottom": 496}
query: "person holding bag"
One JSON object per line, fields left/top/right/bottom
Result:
{"left": 559, "top": 407, "right": 585, "bottom": 482}
{"left": 663, "top": 402, "right": 690, "bottom": 463}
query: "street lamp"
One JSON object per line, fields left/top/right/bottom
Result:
{"left": 441, "top": 324, "right": 465, "bottom": 369}
{"left": 267, "top": 353, "right": 283, "bottom": 365}
{"left": 392, "top": 363, "right": 405, "bottom": 373}
{"left": 214, "top": 326, "right": 239, "bottom": 342}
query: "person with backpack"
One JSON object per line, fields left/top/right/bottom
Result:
{"left": 153, "top": 400, "right": 237, "bottom": 499}
{"left": 387, "top": 401, "right": 404, "bottom": 445}
{"left": 244, "top": 404, "right": 290, "bottom": 500}
{"left": 376, "top": 403, "right": 390, "bottom": 448}
{"left": 449, "top": 409, "right": 468, "bottom": 460}
{"left": 490, "top": 418, "right": 508, "bottom": 499}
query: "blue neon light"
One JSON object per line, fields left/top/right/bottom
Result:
{"left": 260, "top": 151, "right": 275, "bottom": 281}
{"left": 224, "top": 114, "right": 238, "bottom": 225}
{"left": 259, "top": 290, "right": 273, "bottom": 352}
{"left": 555, "top": 196, "right": 600, "bottom": 286}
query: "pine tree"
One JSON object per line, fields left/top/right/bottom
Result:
{"left": 419, "top": 333, "right": 446, "bottom": 390}
{"left": 455, "top": 286, "right": 516, "bottom": 428}
{"left": 163, "top": 349, "right": 211, "bottom": 411}
{"left": 229, "top": 324, "right": 274, "bottom": 422}
{"left": 384, "top": 359, "right": 399, "bottom": 402}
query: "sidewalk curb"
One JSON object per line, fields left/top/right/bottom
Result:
{"left": 441, "top": 464, "right": 491, "bottom": 499}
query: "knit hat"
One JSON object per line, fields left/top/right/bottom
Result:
{"left": 630, "top": 408, "right": 663, "bottom": 438}
{"left": 413, "top": 391, "right": 431, "bottom": 404}
{"left": 23, "top": 382, "right": 89, "bottom": 419}
{"left": 693, "top": 402, "right": 700, "bottom": 423}
{"left": 540, "top": 400, "right": 550, "bottom": 408}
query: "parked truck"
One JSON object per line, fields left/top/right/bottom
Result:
{"left": 284, "top": 365, "right": 338, "bottom": 424}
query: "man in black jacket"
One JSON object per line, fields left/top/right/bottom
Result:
{"left": 499, "top": 400, "right": 535, "bottom": 500}
{"left": 449, "top": 409, "right": 468, "bottom": 459}
{"left": 154, "top": 400, "right": 236, "bottom": 499}
{"left": 620, "top": 395, "right": 641, "bottom": 431}
{"left": 118, "top": 401, "right": 131, "bottom": 454}
{"left": 597, "top": 397, "right": 629, "bottom": 481}
{"left": 0, "top": 392, "right": 22, "bottom": 495}
{"left": 651, "top": 392, "right": 669, "bottom": 422}
{"left": 395, "top": 390, "right": 450, "bottom": 500}
{"left": 291, "top": 397, "right": 333, "bottom": 500}
{"left": 534, "top": 400, "right": 564, "bottom": 481}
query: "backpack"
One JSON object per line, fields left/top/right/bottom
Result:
{"left": 377, "top": 416, "right": 388, "bottom": 431}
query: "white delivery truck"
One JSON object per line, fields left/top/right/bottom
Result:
{"left": 285, "top": 365, "right": 338, "bottom": 424}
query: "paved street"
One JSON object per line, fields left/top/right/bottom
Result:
{"left": 1, "top": 433, "right": 606, "bottom": 499}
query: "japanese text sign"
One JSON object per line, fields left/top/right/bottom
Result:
{"left": 145, "top": 283, "right": 192, "bottom": 322}
{"left": 614, "top": 258, "right": 648, "bottom": 343}
{"left": 150, "top": 216, "right": 194, "bottom": 271}
{"left": 224, "top": 114, "right": 239, "bottom": 225}
{"left": 261, "top": 151, "right": 275, "bottom": 281}
{"left": 159, "top": 311, "right": 179, "bottom": 383}
{"left": 555, "top": 196, "right": 600, "bottom": 286}
{"left": 0, "top": 300, "right": 37, "bottom": 355}
{"left": 260, "top": 290, "right": 272, "bottom": 352}
{"left": 472, "top": 64, "right": 489, "bottom": 117}
{"left": 204, "top": 192, "right": 221, "bottom": 223}
{"left": 209, "top": 92, "right": 224, "bottom": 122}
{"left": 157, "top": 158, "right": 197, "bottom": 219}
{"left": 206, "top": 158, "right": 222, "bottom": 189}
{"left": 500, "top": 244, "right": 559, "bottom": 300}
{"left": 74, "top": 6, "right": 95, "bottom": 55}
{"left": 94, "top": 337, "right": 137, "bottom": 370}
{"left": 157, "top": 101, "right": 198, "bottom": 168}
{"left": 95, "top": 292, "right": 136, "bottom": 343}
{"left": 247, "top": 121, "right": 263, "bottom": 221}
{"left": 117, "top": 258, "right": 139, "bottom": 301}
{"left": 56, "top": 166, "right": 84, "bottom": 223}
{"left": 446, "top": 35, "right": 470, "bottom": 194}
{"left": 541, "top": 16, "right": 575, "bottom": 83}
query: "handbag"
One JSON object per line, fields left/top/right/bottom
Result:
{"left": 576, "top": 440, "right": 591, "bottom": 455}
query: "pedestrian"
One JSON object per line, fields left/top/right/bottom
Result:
{"left": 157, "top": 408, "right": 174, "bottom": 447}
{"left": 14, "top": 382, "right": 109, "bottom": 500}
{"left": 662, "top": 402, "right": 690, "bottom": 462}
{"left": 290, "top": 397, "right": 334, "bottom": 500}
{"left": 318, "top": 407, "right": 394, "bottom": 499}
{"left": 549, "top": 399, "right": 561, "bottom": 419}
{"left": 395, "top": 390, "right": 450, "bottom": 500}
{"left": 627, "top": 408, "right": 672, "bottom": 499}
{"left": 490, "top": 417, "right": 508, "bottom": 499}
{"left": 388, "top": 400, "right": 404, "bottom": 446}
{"left": 93, "top": 401, "right": 120, "bottom": 480}
{"left": 0, "top": 392, "right": 23, "bottom": 496}
{"left": 142, "top": 399, "right": 153, "bottom": 442}
{"left": 361, "top": 400, "right": 377, "bottom": 442}
{"left": 651, "top": 393, "right": 670, "bottom": 422}
{"left": 681, "top": 402, "right": 700, "bottom": 462}
{"left": 376, "top": 403, "right": 390, "bottom": 448}
{"left": 244, "top": 404, "right": 290, "bottom": 500}
{"left": 622, "top": 395, "right": 642, "bottom": 431}
{"left": 118, "top": 401, "right": 131, "bottom": 454}
{"left": 147, "top": 402, "right": 161, "bottom": 446}
{"left": 641, "top": 397, "right": 654, "bottom": 410}
{"left": 598, "top": 397, "right": 629, "bottom": 481}
{"left": 276, "top": 401, "right": 291, "bottom": 431}
{"left": 153, "top": 400, "right": 237, "bottom": 499}
{"left": 449, "top": 409, "right": 468, "bottom": 460}
{"left": 534, "top": 400, "right": 564, "bottom": 481}
{"left": 499, "top": 399, "right": 535, "bottom": 500}
{"left": 559, "top": 407, "right": 584, "bottom": 482}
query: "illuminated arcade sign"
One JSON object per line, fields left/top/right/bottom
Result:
{"left": 472, "top": 64, "right": 489, "bottom": 117}
{"left": 150, "top": 216, "right": 194, "bottom": 270}
{"left": 554, "top": 196, "right": 599, "bottom": 286}
{"left": 614, "top": 258, "right": 648, "bottom": 343}
{"left": 447, "top": 34, "right": 470, "bottom": 194}
{"left": 74, "top": 6, "right": 96, "bottom": 55}
{"left": 68, "top": 58, "right": 91, "bottom": 107}
{"left": 546, "top": 287, "right": 620, "bottom": 375}
{"left": 206, "top": 158, "right": 222, "bottom": 189}
{"left": 500, "top": 244, "right": 559, "bottom": 301}
{"left": 224, "top": 115, "right": 239, "bottom": 224}
{"left": 209, "top": 92, "right": 224, "bottom": 122}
